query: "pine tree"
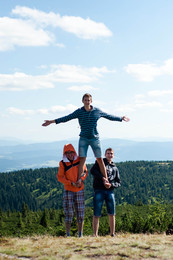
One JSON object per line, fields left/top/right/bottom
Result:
{"left": 22, "top": 203, "right": 29, "bottom": 218}
{"left": 40, "top": 209, "right": 48, "bottom": 228}
{"left": 0, "top": 216, "right": 4, "bottom": 228}
{"left": 17, "top": 212, "right": 24, "bottom": 229}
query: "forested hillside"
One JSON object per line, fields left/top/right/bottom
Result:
{"left": 0, "top": 161, "right": 173, "bottom": 211}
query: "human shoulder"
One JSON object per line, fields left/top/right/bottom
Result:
{"left": 59, "top": 159, "right": 68, "bottom": 167}
{"left": 103, "top": 157, "right": 108, "bottom": 164}
{"left": 91, "top": 159, "right": 99, "bottom": 169}
{"left": 94, "top": 107, "right": 109, "bottom": 115}
{"left": 111, "top": 161, "right": 116, "bottom": 166}
{"left": 59, "top": 160, "right": 66, "bottom": 171}
{"left": 59, "top": 160, "right": 64, "bottom": 166}
{"left": 110, "top": 161, "right": 117, "bottom": 170}
{"left": 70, "top": 107, "right": 83, "bottom": 117}
{"left": 104, "top": 158, "right": 116, "bottom": 167}
{"left": 77, "top": 106, "right": 86, "bottom": 113}
{"left": 91, "top": 107, "right": 104, "bottom": 115}
{"left": 74, "top": 107, "right": 82, "bottom": 113}
{"left": 111, "top": 162, "right": 119, "bottom": 173}
{"left": 92, "top": 106, "right": 101, "bottom": 112}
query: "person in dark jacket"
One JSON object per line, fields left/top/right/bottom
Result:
{"left": 90, "top": 148, "right": 121, "bottom": 237}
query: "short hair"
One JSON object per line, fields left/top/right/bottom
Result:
{"left": 82, "top": 93, "right": 92, "bottom": 102}
{"left": 105, "top": 147, "right": 114, "bottom": 155}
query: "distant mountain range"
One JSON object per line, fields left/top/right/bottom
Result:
{"left": 0, "top": 138, "right": 173, "bottom": 172}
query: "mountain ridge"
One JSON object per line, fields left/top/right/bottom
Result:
{"left": 0, "top": 138, "right": 173, "bottom": 172}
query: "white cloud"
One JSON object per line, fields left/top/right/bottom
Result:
{"left": 114, "top": 105, "right": 136, "bottom": 113}
{"left": 55, "top": 43, "right": 65, "bottom": 48}
{"left": 134, "top": 94, "right": 146, "bottom": 103}
{"left": 0, "top": 72, "right": 54, "bottom": 91}
{"left": 39, "top": 160, "right": 59, "bottom": 168}
{"left": 0, "top": 17, "right": 53, "bottom": 51}
{"left": 148, "top": 90, "right": 173, "bottom": 97}
{"left": 49, "top": 65, "right": 109, "bottom": 83}
{"left": 7, "top": 107, "right": 35, "bottom": 115}
{"left": 12, "top": 6, "right": 112, "bottom": 40}
{"left": 37, "top": 109, "right": 50, "bottom": 115}
{"left": 56, "top": 15, "right": 112, "bottom": 39}
{"left": 68, "top": 85, "right": 98, "bottom": 91}
{"left": 0, "top": 6, "right": 112, "bottom": 51}
{"left": 125, "top": 58, "right": 173, "bottom": 82}
{"left": 7, "top": 104, "right": 78, "bottom": 116}
{"left": 125, "top": 63, "right": 160, "bottom": 82}
{"left": 114, "top": 100, "right": 163, "bottom": 114}
{"left": 168, "top": 100, "right": 173, "bottom": 106}
{"left": 135, "top": 94, "right": 145, "bottom": 99}
{"left": 161, "top": 108, "right": 173, "bottom": 113}
{"left": 135, "top": 101, "right": 163, "bottom": 108}
{"left": 0, "top": 65, "right": 113, "bottom": 91}
{"left": 48, "top": 104, "right": 78, "bottom": 113}
{"left": 161, "top": 59, "right": 173, "bottom": 75}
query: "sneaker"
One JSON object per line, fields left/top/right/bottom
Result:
{"left": 78, "top": 232, "right": 83, "bottom": 237}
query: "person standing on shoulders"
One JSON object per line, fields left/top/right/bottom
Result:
{"left": 42, "top": 93, "right": 129, "bottom": 182}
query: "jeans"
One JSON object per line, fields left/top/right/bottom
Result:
{"left": 93, "top": 189, "right": 115, "bottom": 216}
{"left": 78, "top": 137, "right": 102, "bottom": 158}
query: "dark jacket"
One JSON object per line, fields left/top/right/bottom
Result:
{"left": 90, "top": 158, "right": 121, "bottom": 191}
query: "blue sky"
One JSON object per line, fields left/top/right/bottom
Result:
{"left": 1, "top": 0, "right": 173, "bottom": 142}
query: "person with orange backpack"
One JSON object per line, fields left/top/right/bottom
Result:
{"left": 57, "top": 143, "right": 88, "bottom": 237}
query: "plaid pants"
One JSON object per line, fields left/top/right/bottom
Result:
{"left": 63, "top": 189, "right": 85, "bottom": 223}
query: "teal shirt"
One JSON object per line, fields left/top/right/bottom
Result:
{"left": 55, "top": 106, "right": 122, "bottom": 139}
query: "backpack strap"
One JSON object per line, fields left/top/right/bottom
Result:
{"left": 61, "top": 160, "right": 79, "bottom": 172}
{"left": 61, "top": 160, "right": 68, "bottom": 172}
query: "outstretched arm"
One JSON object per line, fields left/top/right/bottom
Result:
{"left": 100, "top": 109, "right": 130, "bottom": 122}
{"left": 42, "top": 120, "right": 55, "bottom": 127}
{"left": 42, "top": 109, "right": 79, "bottom": 127}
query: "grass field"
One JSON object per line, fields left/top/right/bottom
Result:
{"left": 0, "top": 234, "right": 173, "bottom": 259}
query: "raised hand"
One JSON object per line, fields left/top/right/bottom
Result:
{"left": 122, "top": 116, "right": 130, "bottom": 122}
{"left": 42, "top": 120, "right": 54, "bottom": 126}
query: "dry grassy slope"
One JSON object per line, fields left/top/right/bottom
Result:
{"left": 0, "top": 234, "right": 173, "bottom": 259}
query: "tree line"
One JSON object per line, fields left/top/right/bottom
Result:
{"left": 0, "top": 161, "right": 173, "bottom": 211}
{"left": 0, "top": 201, "right": 172, "bottom": 237}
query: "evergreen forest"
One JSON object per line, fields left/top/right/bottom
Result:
{"left": 0, "top": 161, "right": 173, "bottom": 211}
{"left": 0, "top": 161, "right": 173, "bottom": 236}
